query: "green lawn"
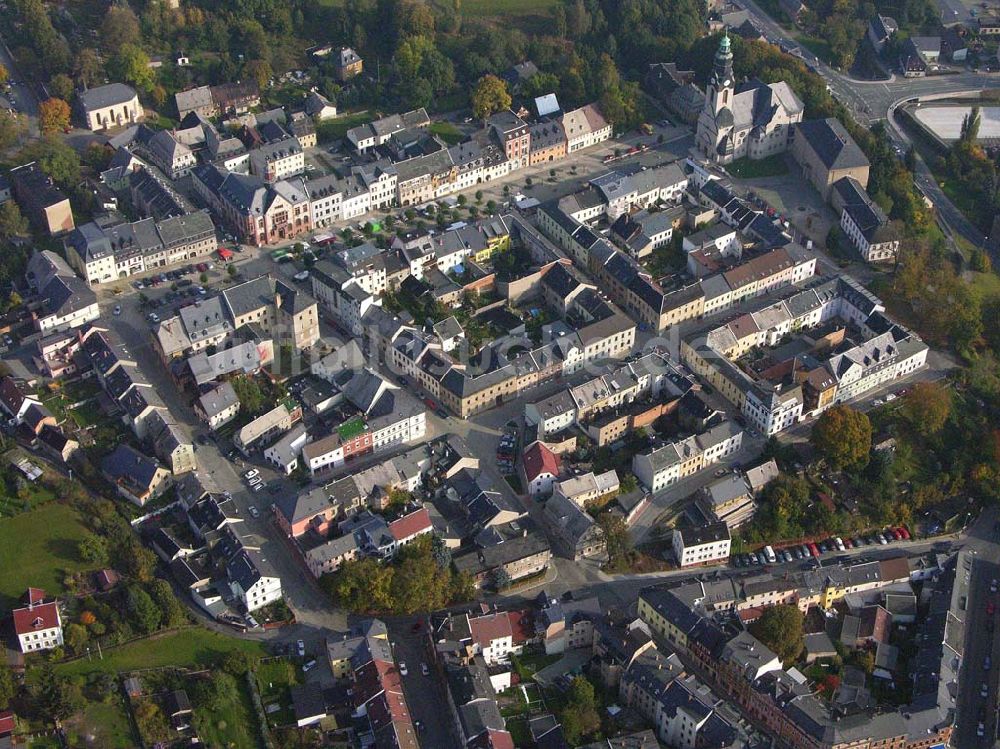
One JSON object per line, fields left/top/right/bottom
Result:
{"left": 256, "top": 658, "right": 301, "bottom": 728}
{"left": 448, "top": 0, "right": 559, "bottom": 16}
{"left": 727, "top": 154, "right": 790, "bottom": 179}
{"left": 429, "top": 121, "right": 464, "bottom": 145}
{"left": 0, "top": 502, "right": 92, "bottom": 614}
{"left": 512, "top": 652, "right": 561, "bottom": 680}
{"left": 316, "top": 112, "right": 372, "bottom": 143}
{"left": 63, "top": 701, "right": 135, "bottom": 748}
{"left": 56, "top": 629, "right": 267, "bottom": 678}
{"left": 193, "top": 675, "right": 263, "bottom": 749}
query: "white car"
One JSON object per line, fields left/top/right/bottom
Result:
{"left": 248, "top": 476, "right": 262, "bottom": 487}
{"left": 296, "top": 640, "right": 305, "bottom": 657}
{"left": 113, "top": 305, "right": 122, "bottom": 316}
{"left": 399, "top": 662, "right": 408, "bottom": 676}
{"left": 244, "top": 469, "right": 259, "bottom": 480}
{"left": 302, "top": 659, "right": 317, "bottom": 673}
{"left": 253, "top": 483, "right": 265, "bottom": 492}
{"left": 834, "top": 537, "right": 845, "bottom": 552}
{"left": 421, "top": 663, "right": 429, "bottom": 676}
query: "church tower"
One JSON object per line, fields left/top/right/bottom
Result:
{"left": 706, "top": 32, "right": 734, "bottom": 116}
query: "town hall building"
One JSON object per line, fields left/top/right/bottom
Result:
{"left": 695, "top": 34, "right": 804, "bottom": 164}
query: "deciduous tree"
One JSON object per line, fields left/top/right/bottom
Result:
{"left": 560, "top": 677, "right": 601, "bottom": 744}
{"left": 0, "top": 202, "right": 28, "bottom": 239}
{"left": 749, "top": 604, "right": 804, "bottom": 664}
{"left": 811, "top": 405, "right": 871, "bottom": 471}
{"left": 470, "top": 74, "right": 511, "bottom": 121}
{"left": 0, "top": 110, "right": 27, "bottom": 151}
{"left": 39, "top": 98, "right": 71, "bottom": 135}
{"left": 108, "top": 44, "right": 155, "bottom": 93}
{"left": 100, "top": 6, "right": 141, "bottom": 52}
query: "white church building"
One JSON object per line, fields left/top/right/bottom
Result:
{"left": 695, "top": 34, "right": 804, "bottom": 164}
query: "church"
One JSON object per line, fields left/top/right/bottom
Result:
{"left": 695, "top": 34, "right": 804, "bottom": 164}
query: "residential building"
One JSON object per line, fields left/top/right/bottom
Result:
{"left": 264, "top": 423, "right": 310, "bottom": 474}
{"left": 25, "top": 251, "right": 99, "bottom": 335}
{"left": 334, "top": 47, "right": 364, "bottom": 80}
{"left": 175, "top": 85, "right": 217, "bottom": 120}
{"left": 195, "top": 381, "right": 241, "bottom": 430}
{"left": 552, "top": 470, "right": 620, "bottom": 507}
{"left": 101, "top": 444, "right": 171, "bottom": 506}
{"left": 79, "top": 83, "right": 142, "bottom": 131}
{"left": 234, "top": 402, "right": 300, "bottom": 454}
{"left": 543, "top": 492, "right": 607, "bottom": 561}
{"left": 563, "top": 103, "right": 613, "bottom": 153}
{"left": 523, "top": 441, "right": 560, "bottom": 496}
{"left": 12, "top": 588, "right": 63, "bottom": 653}
{"left": 672, "top": 522, "right": 731, "bottom": 567}
{"left": 9, "top": 162, "right": 74, "bottom": 235}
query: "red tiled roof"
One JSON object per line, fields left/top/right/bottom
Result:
{"left": 469, "top": 728, "right": 516, "bottom": 749}
{"left": 469, "top": 611, "right": 513, "bottom": 648}
{"left": 522, "top": 442, "right": 560, "bottom": 483}
{"left": 0, "top": 710, "right": 14, "bottom": 735}
{"left": 388, "top": 507, "right": 432, "bottom": 542}
{"left": 507, "top": 609, "right": 533, "bottom": 645}
{"left": 26, "top": 587, "right": 45, "bottom": 605}
{"left": 12, "top": 600, "right": 60, "bottom": 636}
{"left": 878, "top": 556, "right": 910, "bottom": 583}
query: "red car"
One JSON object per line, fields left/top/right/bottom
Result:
{"left": 896, "top": 526, "right": 910, "bottom": 540}
{"left": 196, "top": 262, "right": 208, "bottom": 272}
{"left": 989, "top": 602, "right": 995, "bottom": 617}
{"left": 843, "top": 538, "right": 853, "bottom": 549}
{"left": 424, "top": 398, "right": 437, "bottom": 410}
{"left": 808, "top": 543, "right": 820, "bottom": 558}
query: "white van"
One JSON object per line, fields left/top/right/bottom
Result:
{"left": 763, "top": 545, "right": 777, "bottom": 564}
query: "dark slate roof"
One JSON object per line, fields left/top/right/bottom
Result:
{"left": 795, "top": 118, "right": 869, "bottom": 171}
{"left": 79, "top": 83, "right": 137, "bottom": 111}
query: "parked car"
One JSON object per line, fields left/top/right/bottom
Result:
{"left": 248, "top": 476, "right": 262, "bottom": 487}
{"left": 248, "top": 506, "right": 260, "bottom": 518}
{"left": 245, "top": 469, "right": 259, "bottom": 479}
{"left": 399, "top": 662, "right": 408, "bottom": 676}
{"left": 421, "top": 663, "right": 429, "bottom": 676}
{"left": 992, "top": 578, "right": 998, "bottom": 594}
{"left": 303, "top": 659, "right": 317, "bottom": 673}
{"left": 296, "top": 640, "right": 305, "bottom": 657}
{"left": 113, "top": 305, "right": 122, "bottom": 316}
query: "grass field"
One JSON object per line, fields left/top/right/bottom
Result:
{"left": 727, "top": 154, "right": 790, "bottom": 179}
{"left": 193, "top": 675, "right": 263, "bottom": 748}
{"left": 256, "top": 658, "right": 302, "bottom": 728}
{"left": 63, "top": 701, "right": 135, "bottom": 748}
{"left": 316, "top": 112, "right": 371, "bottom": 143}
{"left": 56, "top": 629, "right": 267, "bottom": 678}
{"left": 443, "top": 0, "right": 559, "bottom": 16}
{"left": 429, "top": 121, "right": 464, "bottom": 145}
{"left": 0, "top": 502, "right": 91, "bottom": 614}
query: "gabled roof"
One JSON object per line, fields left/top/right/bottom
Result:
{"left": 522, "top": 441, "right": 560, "bottom": 483}
{"left": 794, "top": 118, "right": 869, "bottom": 172}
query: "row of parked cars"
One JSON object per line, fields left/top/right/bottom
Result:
{"left": 496, "top": 430, "right": 517, "bottom": 476}
{"left": 735, "top": 527, "right": 912, "bottom": 567}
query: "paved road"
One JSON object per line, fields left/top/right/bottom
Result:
{"left": 388, "top": 621, "right": 457, "bottom": 748}
{"left": 101, "top": 287, "right": 349, "bottom": 638}
{"left": 0, "top": 31, "right": 39, "bottom": 138}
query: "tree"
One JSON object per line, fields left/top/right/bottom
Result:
{"left": 39, "top": 98, "right": 71, "bottom": 135}
{"left": 244, "top": 59, "right": 272, "bottom": 90}
{"left": 18, "top": 137, "right": 80, "bottom": 188}
{"left": 74, "top": 48, "right": 103, "bottom": 88}
{"left": 48, "top": 73, "right": 74, "bottom": 101}
{"left": 618, "top": 472, "right": 638, "bottom": 494}
{"left": 470, "top": 74, "right": 511, "bottom": 121}
{"left": 126, "top": 584, "right": 162, "bottom": 634}
{"left": 28, "top": 664, "right": 82, "bottom": 720}
{"left": 64, "top": 622, "right": 89, "bottom": 654}
{"left": 100, "top": 6, "right": 141, "bottom": 52}
{"left": 559, "top": 677, "right": 601, "bottom": 744}
{"left": 0, "top": 202, "right": 28, "bottom": 239}
{"left": 0, "top": 665, "right": 15, "bottom": 710}
{"left": 492, "top": 567, "right": 512, "bottom": 590}
{"left": 900, "top": 381, "right": 951, "bottom": 435}
{"left": 749, "top": 604, "right": 804, "bottom": 664}
{"left": 116, "top": 536, "right": 157, "bottom": 581}
{"left": 147, "top": 578, "right": 187, "bottom": 628}
{"left": 108, "top": 44, "right": 155, "bottom": 93}
{"left": 0, "top": 110, "right": 26, "bottom": 150}
{"left": 597, "top": 512, "right": 634, "bottom": 572}
{"left": 811, "top": 405, "right": 871, "bottom": 471}
{"left": 390, "top": 538, "right": 452, "bottom": 614}
{"left": 78, "top": 533, "right": 109, "bottom": 565}
{"left": 960, "top": 106, "right": 981, "bottom": 144}
{"left": 231, "top": 375, "right": 267, "bottom": 415}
